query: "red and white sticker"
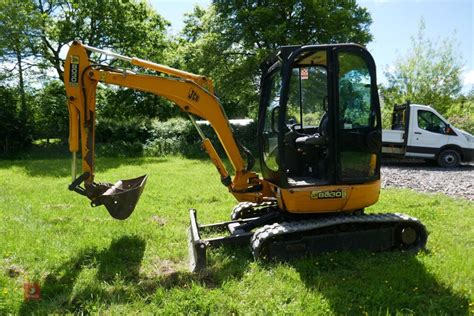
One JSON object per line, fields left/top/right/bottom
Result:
{"left": 300, "top": 68, "right": 309, "bottom": 80}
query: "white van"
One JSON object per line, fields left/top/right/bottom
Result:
{"left": 382, "top": 103, "right": 474, "bottom": 167}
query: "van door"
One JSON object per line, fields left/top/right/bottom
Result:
{"left": 407, "top": 108, "right": 449, "bottom": 157}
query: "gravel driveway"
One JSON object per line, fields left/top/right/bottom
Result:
{"left": 381, "top": 159, "right": 474, "bottom": 201}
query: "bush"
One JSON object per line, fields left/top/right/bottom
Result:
{"left": 447, "top": 114, "right": 474, "bottom": 134}
{"left": 144, "top": 118, "right": 258, "bottom": 158}
{"left": 96, "top": 141, "right": 144, "bottom": 157}
{"left": 144, "top": 118, "right": 198, "bottom": 156}
{"left": 95, "top": 116, "right": 258, "bottom": 159}
{"left": 96, "top": 117, "right": 154, "bottom": 144}
{"left": 32, "top": 80, "right": 68, "bottom": 143}
{"left": 446, "top": 96, "right": 474, "bottom": 134}
{"left": 0, "top": 86, "right": 34, "bottom": 156}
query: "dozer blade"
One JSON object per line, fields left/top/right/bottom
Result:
{"left": 91, "top": 175, "right": 148, "bottom": 220}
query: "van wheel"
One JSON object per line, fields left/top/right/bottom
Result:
{"left": 437, "top": 149, "right": 460, "bottom": 168}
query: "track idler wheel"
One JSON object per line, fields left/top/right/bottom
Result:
{"left": 396, "top": 222, "right": 427, "bottom": 251}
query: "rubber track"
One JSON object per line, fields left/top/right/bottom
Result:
{"left": 231, "top": 201, "right": 278, "bottom": 220}
{"left": 250, "top": 213, "right": 428, "bottom": 259}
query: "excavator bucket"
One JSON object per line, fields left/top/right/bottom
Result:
{"left": 90, "top": 175, "right": 148, "bottom": 220}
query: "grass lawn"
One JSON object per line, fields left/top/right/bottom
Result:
{"left": 0, "top": 153, "right": 473, "bottom": 314}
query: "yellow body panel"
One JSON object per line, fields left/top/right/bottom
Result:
{"left": 280, "top": 180, "right": 380, "bottom": 213}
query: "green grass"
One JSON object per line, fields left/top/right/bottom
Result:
{"left": 0, "top": 153, "right": 473, "bottom": 314}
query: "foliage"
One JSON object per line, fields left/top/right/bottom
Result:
{"left": 0, "top": 0, "right": 171, "bottom": 153}
{"left": 95, "top": 117, "right": 258, "bottom": 159}
{"left": 96, "top": 117, "right": 153, "bottom": 145}
{"left": 446, "top": 89, "right": 474, "bottom": 133}
{"left": 29, "top": 0, "right": 169, "bottom": 80}
{"left": 96, "top": 87, "right": 180, "bottom": 121}
{"left": 96, "top": 141, "right": 145, "bottom": 158}
{"left": 0, "top": 86, "right": 34, "bottom": 155}
{"left": 380, "top": 98, "right": 394, "bottom": 130}
{"left": 380, "top": 20, "right": 463, "bottom": 117}
{"left": 0, "top": 0, "right": 41, "bottom": 106}
{"left": 143, "top": 118, "right": 197, "bottom": 156}
{"left": 0, "top": 1, "right": 39, "bottom": 61}
{"left": 95, "top": 117, "right": 153, "bottom": 157}
{"left": 172, "top": 0, "right": 373, "bottom": 117}
{"left": 32, "top": 80, "right": 68, "bottom": 142}
{"left": 0, "top": 154, "right": 472, "bottom": 314}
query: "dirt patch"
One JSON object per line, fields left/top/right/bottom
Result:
{"left": 149, "top": 258, "right": 178, "bottom": 277}
{"left": 150, "top": 215, "right": 167, "bottom": 226}
{"left": 5, "top": 265, "right": 24, "bottom": 278}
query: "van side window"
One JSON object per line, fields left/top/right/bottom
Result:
{"left": 417, "top": 110, "right": 447, "bottom": 134}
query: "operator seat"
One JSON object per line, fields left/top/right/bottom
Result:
{"left": 295, "top": 113, "right": 328, "bottom": 147}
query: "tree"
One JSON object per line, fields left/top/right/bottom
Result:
{"left": 32, "top": 80, "right": 68, "bottom": 143}
{"left": 171, "top": 0, "right": 373, "bottom": 117}
{"left": 445, "top": 88, "right": 474, "bottom": 133}
{"left": 96, "top": 87, "right": 181, "bottom": 121}
{"left": 381, "top": 20, "right": 463, "bottom": 120}
{"left": 31, "top": 0, "right": 170, "bottom": 81}
{"left": 0, "top": 86, "right": 34, "bottom": 154}
{"left": 0, "top": 0, "right": 41, "bottom": 114}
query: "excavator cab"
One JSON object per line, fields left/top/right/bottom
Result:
{"left": 258, "top": 44, "right": 381, "bottom": 190}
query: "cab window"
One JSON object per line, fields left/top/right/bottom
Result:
{"left": 417, "top": 110, "right": 447, "bottom": 134}
{"left": 286, "top": 66, "right": 327, "bottom": 128}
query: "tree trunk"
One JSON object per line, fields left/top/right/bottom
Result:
{"left": 16, "top": 49, "right": 27, "bottom": 115}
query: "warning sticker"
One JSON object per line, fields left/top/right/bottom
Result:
{"left": 300, "top": 68, "right": 309, "bottom": 80}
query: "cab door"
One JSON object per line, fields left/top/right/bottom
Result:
{"left": 258, "top": 66, "right": 283, "bottom": 185}
{"left": 336, "top": 48, "right": 381, "bottom": 183}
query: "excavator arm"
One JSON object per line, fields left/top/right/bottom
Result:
{"left": 64, "top": 40, "right": 269, "bottom": 219}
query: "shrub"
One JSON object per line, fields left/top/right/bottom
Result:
{"left": 447, "top": 115, "right": 474, "bottom": 134}
{"left": 446, "top": 97, "right": 474, "bottom": 134}
{"left": 96, "top": 117, "right": 153, "bottom": 144}
{"left": 32, "top": 80, "right": 68, "bottom": 143}
{"left": 144, "top": 118, "right": 258, "bottom": 158}
{"left": 0, "top": 86, "right": 34, "bottom": 156}
{"left": 144, "top": 118, "right": 198, "bottom": 156}
{"left": 96, "top": 141, "right": 144, "bottom": 157}
{"left": 95, "top": 116, "right": 258, "bottom": 159}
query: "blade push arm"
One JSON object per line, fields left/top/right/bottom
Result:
{"left": 64, "top": 40, "right": 267, "bottom": 203}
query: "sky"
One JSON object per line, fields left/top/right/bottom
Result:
{"left": 148, "top": 0, "right": 473, "bottom": 89}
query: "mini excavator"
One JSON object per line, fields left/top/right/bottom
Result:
{"left": 64, "top": 41, "right": 427, "bottom": 271}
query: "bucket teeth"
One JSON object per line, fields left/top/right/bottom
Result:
{"left": 89, "top": 175, "right": 148, "bottom": 220}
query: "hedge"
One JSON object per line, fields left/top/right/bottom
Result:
{"left": 95, "top": 117, "right": 257, "bottom": 158}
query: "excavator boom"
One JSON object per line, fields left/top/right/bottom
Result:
{"left": 64, "top": 40, "right": 268, "bottom": 219}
